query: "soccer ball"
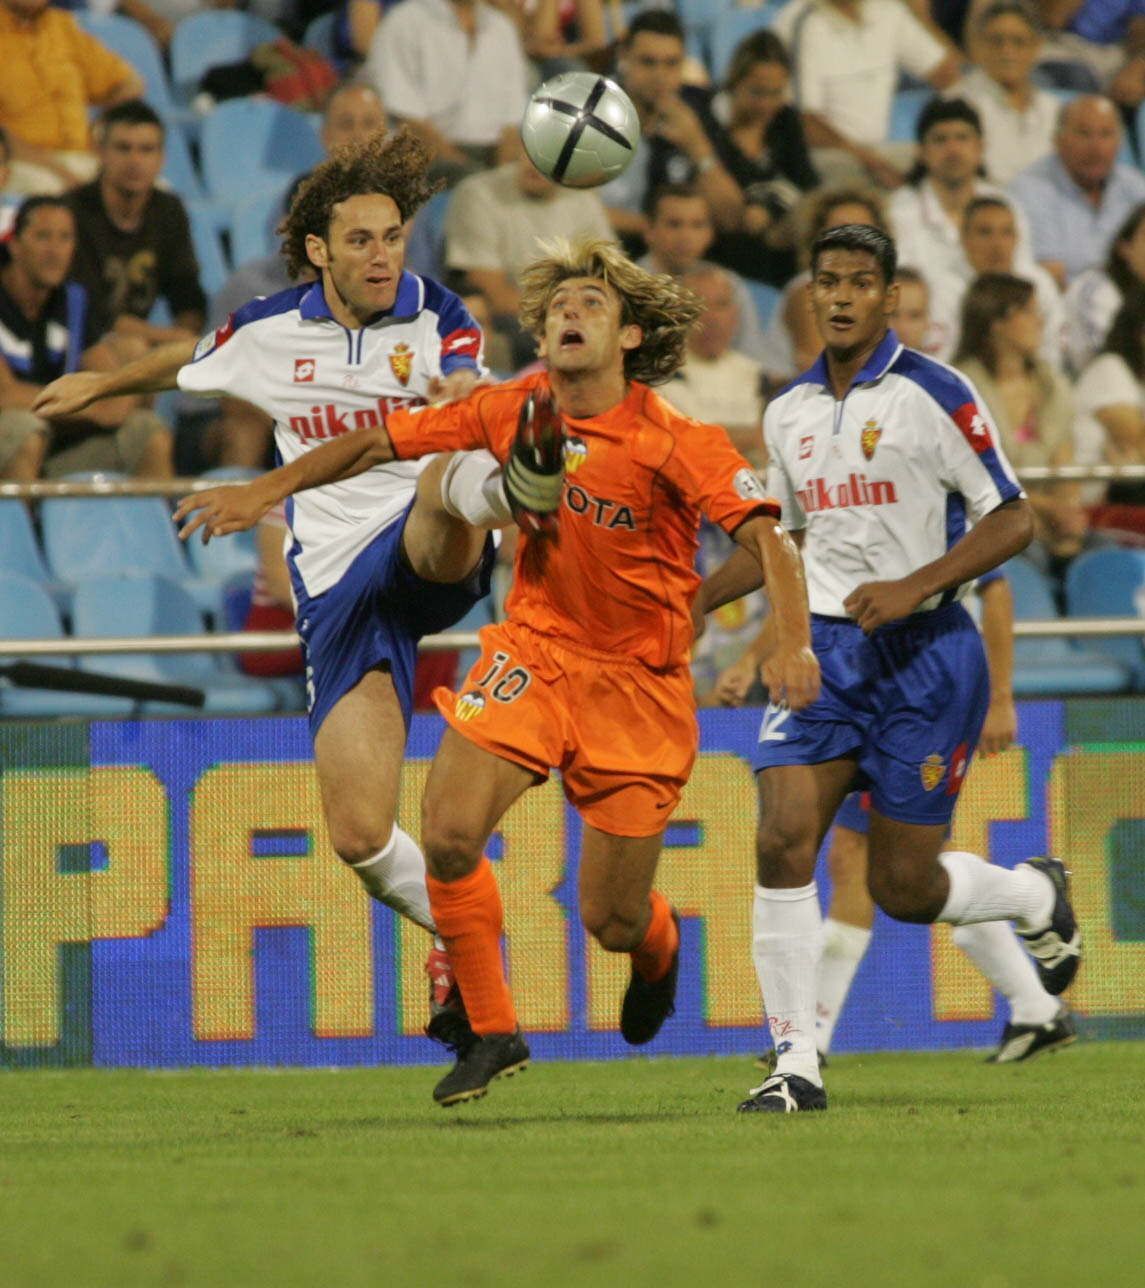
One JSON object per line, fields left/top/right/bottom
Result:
{"left": 521, "top": 72, "right": 640, "bottom": 189}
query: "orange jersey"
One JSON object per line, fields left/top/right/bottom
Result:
{"left": 386, "top": 371, "right": 778, "bottom": 670}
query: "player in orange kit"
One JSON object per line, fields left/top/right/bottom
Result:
{"left": 176, "top": 236, "right": 820, "bottom": 1106}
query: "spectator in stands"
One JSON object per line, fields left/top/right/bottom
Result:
{"left": 0, "top": 196, "right": 172, "bottom": 481}
{"left": 1037, "top": 0, "right": 1145, "bottom": 103}
{"left": 1064, "top": 200, "right": 1145, "bottom": 374}
{"left": 0, "top": 0, "right": 144, "bottom": 195}
{"left": 636, "top": 184, "right": 765, "bottom": 360}
{"left": 952, "top": 2, "right": 1059, "bottom": 185}
{"left": 662, "top": 264, "right": 766, "bottom": 465}
{"left": 706, "top": 29, "right": 818, "bottom": 287}
{"left": 444, "top": 135, "right": 613, "bottom": 368}
{"left": 764, "top": 185, "right": 889, "bottom": 380}
{"left": 599, "top": 8, "right": 744, "bottom": 247}
{"left": 926, "top": 195, "right": 1064, "bottom": 362}
{"left": 789, "top": 0, "right": 961, "bottom": 190}
{"left": 320, "top": 81, "right": 387, "bottom": 153}
{"left": 890, "top": 265, "right": 933, "bottom": 351}
{"left": 1073, "top": 293, "right": 1145, "bottom": 506}
{"left": 524, "top": 0, "right": 612, "bottom": 76}
{"left": 954, "top": 272, "right": 1088, "bottom": 573}
{"left": 1009, "top": 95, "right": 1145, "bottom": 287}
{"left": 364, "top": 0, "right": 528, "bottom": 180}
{"left": 68, "top": 101, "right": 206, "bottom": 353}
{"left": 890, "top": 98, "right": 1034, "bottom": 283}
{"left": 0, "top": 126, "right": 17, "bottom": 237}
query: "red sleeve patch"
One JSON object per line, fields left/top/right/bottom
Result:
{"left": 440, "top": 327, "right": 481, "bottom": 362}
{"left": 950, "top": 401, "right": 994, "bottom": 456}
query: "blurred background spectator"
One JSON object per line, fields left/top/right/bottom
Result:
{"left": 890, "top": 265, "right": 934, "bottom": 349}
{"left": 1064, "top": 199, "right": 1145, "bottom": 372}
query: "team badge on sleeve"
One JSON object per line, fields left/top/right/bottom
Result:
{"left": 919, "top": 753, "right": 946, "bottom": 791}
{"left": 192, "top": 316, "right": 234, "bottom": 361}
{"left": 454, "top": 691, "right": 486, "bottom": 722}
{"left": 734, "top": 468, "right": 767, "bottom": 500}
{"left": 389, "top": 342, "right": 414, "bottom": 386}
{"left": 860, "top": 420, "right": 882, "bottom": 461}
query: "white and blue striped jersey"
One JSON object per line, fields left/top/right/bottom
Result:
{"left": 763, "top": 330, "right": 1023, "bottom": 618}
{"left": 178, "top": 273, "right": 483, "bottom": 596}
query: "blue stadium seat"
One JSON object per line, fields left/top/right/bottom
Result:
{"left": 303, "top": 10, "right": 338, "bottom": 60}
{"left": 709, "top": 4, "right": 781, "bottom": 84}
{"left": 1004, "top": 555, "right": 1129, "bottom": 694}
{"left": 71, "top": 573, "right": 279, "bottom": 713}
{"left": 744, "top": 278, "right": 781, "bottom": 330}
{"left": 183, "top": 470, "right": 260, "bottom": 586}
{"left": 75, "top": 12, "right": 183, "bottom": 127}
{"left": 1064, "top": 547, "right": 1145, "bottom": 686}
{"left": 0, "top": 574, "right": 132, "bottom": 717}
{"left": 229, "top": 179, "right": 294, "bottom": 266}
{"left": 169, "top": 11, "right": 282, "bottom": 106}
{"left": 0, "top": 500, "right": 67, "bottom": 605}
{"left": 888, "top": 89, "right": 933, "bottom": 143}
{"left": 185, "top": 199, "right": 232, "bottom": 298}
{"left": 199, "top": 99, "right": 323, "bottom": 209}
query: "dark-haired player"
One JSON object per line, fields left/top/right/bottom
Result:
{"left": 695, "top": 224, "right": 1082, "bottom": 1113}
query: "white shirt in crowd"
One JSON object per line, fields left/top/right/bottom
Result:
{"left": 926, "top": 259, "right": 1066, "bottom": 366}
{"left": 764, "top": 330, "right": 1022, "bottom": 617}
{"left": 791, "top": 0, "right": 946, "bottom": 146}
{"left": 662, "top": 349, "right": 766, "bottom": 443}
{"left": 1063, "top": 267, "right": 1123, "bottom": 375}
{"left": 1072, "top": 350, "right": 1144, "bottom": 478}
{"left": 366, "top": 0, "right": 528, "bottom": 148}
{"left": 889, "top": 179, "right": 1035, "bottom": 283}
{"left": 947, "top": 69, "right": 1059, "bottom": 186}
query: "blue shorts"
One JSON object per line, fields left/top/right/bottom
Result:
{"left": 834, "top": 791, "right": 871, "bottom": 835}
{"left": 751, "top": 603, "right": 989, "bottom": 827}
{"left": 290, "top": 503, "right": 494, "bottom": 736}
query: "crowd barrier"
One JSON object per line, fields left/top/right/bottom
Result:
{"left": 1, "top": 702, "right": 1141, "bottom": 1070}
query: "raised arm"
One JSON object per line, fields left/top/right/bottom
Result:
{"left": 32, "top": 338, "right": 196, "bottom": 418}
{"left": 173, "top": 424, "right": 395, "bottom": 543}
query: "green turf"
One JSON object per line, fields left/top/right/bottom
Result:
{"left": 1, "top": 1044, "right": 1142, "bottom": 1287}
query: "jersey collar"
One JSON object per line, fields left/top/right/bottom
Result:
{"left": 298, "top": 272, "right": 423, "bottom": 324}
{"left": 802, "top": 328, "right": 903, "bottom": 391}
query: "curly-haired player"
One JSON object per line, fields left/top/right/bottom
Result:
{"left": 33, "top": 129, "right": 564, "bottom": 1058}
{"left": 171, "top": 235, "right": 820, "bottom": 1106}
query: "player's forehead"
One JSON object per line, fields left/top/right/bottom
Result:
{"left": 546, "top": 276, "right": 617, "bottom": 309}
{"left": 813, "top": 249, "right": 883, "bottom": 280}
{"left": 327, "top": 192, "right": 402, "bottom": 235}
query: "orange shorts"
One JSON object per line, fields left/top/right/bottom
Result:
{"left": 435, "top": 620, "right": 699, "bottom": 837}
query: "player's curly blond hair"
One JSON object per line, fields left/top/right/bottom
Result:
{"left": 279, "top": 127, "right": 439, "bottom": 278}
{"left": 517, "top": 236, "right": 703, "bottom": 386}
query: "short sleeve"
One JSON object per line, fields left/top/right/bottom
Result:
{"left": 386, "top": 386, "right": 514, "bottom": 460}
{"left": 660, "top": 418, "right": 779, "bottom": 535}
{"left": 1074, "top": 353, "right": 1143, "bottom": 415}
{"left": 75, "top": 27, "right": 135, "bottom": 104}
{"left": 177, "top": 317, "right": 252, "bottom": 401}
{"left": 894, "top": 7, "right": 946, "bottom": 80}
{"left": 763, "top": 403, "right": 805, "bottom": 531}
{"left": 930, "top": 369, "right": 1024, "bottom": 524}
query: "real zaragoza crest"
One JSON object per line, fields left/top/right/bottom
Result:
{"left": 389, "top": 342, "right": 413, "bottom": 386}
{"left": 919, "top": 753, "right": 945, "bottom": 791}
{"left": 860, "top": 419, "right": 882, "bottom": 461}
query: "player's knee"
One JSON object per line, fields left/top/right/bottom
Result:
{"left": 867, "top": 861, "right": 937, "bottom": 924}
{"left": 420, "top": 812, "right": 483, "bottom": 882}
{"left": 328, "top": 817, "right": 396, "bottom": 867}
{"left": 755, "top": 820, "right": 816, "bottom": 887}
{"left": 581, "top": 904, "right": 642, "bottom": 953}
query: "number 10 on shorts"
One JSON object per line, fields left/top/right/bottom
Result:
{"left": 474, "top": 650, "right": 533, "bottom": 704}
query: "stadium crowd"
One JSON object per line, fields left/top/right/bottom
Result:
{"left": 2, "top": 0, "right": 1144, "bottom": 711}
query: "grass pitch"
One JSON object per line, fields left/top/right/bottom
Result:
{"left": 1, "top": 1044, "right": 1141, "bottom": 1288}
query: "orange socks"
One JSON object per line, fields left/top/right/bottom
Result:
{"left": 426, "top": 857, "right": 517, "bottom": 1036}
{"left": 631, "top": 890, "right": 678, "bottom": 983}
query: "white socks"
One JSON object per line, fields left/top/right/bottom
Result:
{"left": 439, "top": 450, "right": 512, "bottom": 528}
{"left": 938, "top": 850, "right": 1054, "bottom": 934}
{"left": 951, "top": 921, "right": 1060, "bottom": 1026}
{"left": 815, "top": 918, "right": 872, "bottom": 1055}
{"left": 349, "top": 827, "right": 435, "bottom": 931}
{"left": 753, "top": 883, "right": 823, "bottom": 1086}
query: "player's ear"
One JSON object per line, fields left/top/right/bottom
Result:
{"left": 305, "top": 233, "right": 329, "bottom": 271}
{"left": 619, "top": 323, "right": 643, "bottom": 352}
{"left": 884, "top": 277, "right": 900, "bottom": 319}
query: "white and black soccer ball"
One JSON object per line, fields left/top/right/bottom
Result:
{"left": 521, "top": 72, "right": 640, "bottom": 189}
